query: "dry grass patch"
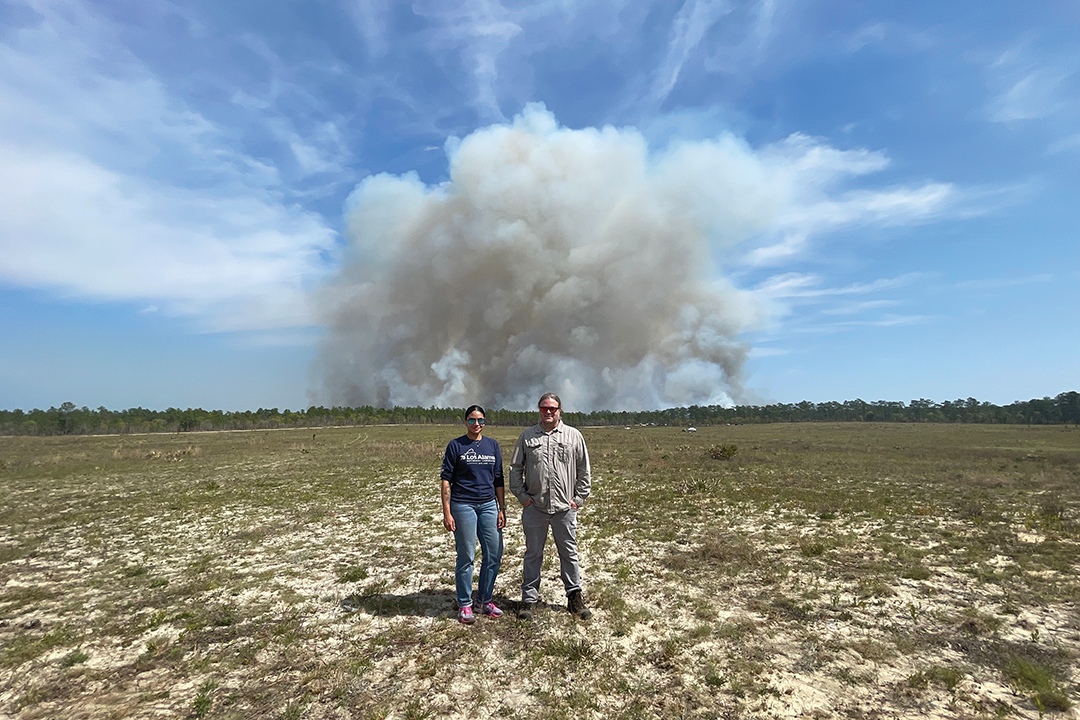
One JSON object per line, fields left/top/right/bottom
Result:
{"left": 0, "top": 423, "right": 1077, "bottom": 718}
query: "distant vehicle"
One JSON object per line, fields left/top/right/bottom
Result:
{"left": 685, "top": 427, "right": 697, "bottom": 433}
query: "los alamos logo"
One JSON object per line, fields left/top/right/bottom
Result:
{"left": 460, "top": 448, "right": 496, "bottom": 464}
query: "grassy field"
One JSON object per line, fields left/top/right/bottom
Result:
{"left": 0, "top": 422, "right": 1077, "bottom": 719}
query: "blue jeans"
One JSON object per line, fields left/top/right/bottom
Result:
{"left": 450, "top": 499, "right": 503, "bottom": 609}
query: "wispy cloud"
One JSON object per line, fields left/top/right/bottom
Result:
{"left": 783, "top": 183, "right": 955, "bottom": 227}
{"left": 0, "top": 0, "right": 338, "bottom": 331}
{"left": 349, "top": 0, "right": 393, "bottom": 58}
{"left": 699, "top": 3, "right": 896, "bottom": 81}
{"left": 954, "top": 274, "right": 1053, "bottom": 291}
{"left": 736, "top": 134, "right": 958, "bottom": 266}
{"left": 650, "top": 0, "right": 735, "bottom": 105}
{"left": 742, "top": 232, "right": 809, "bottom": 266}
{"left": 792, "top": 314, "right": 933, "bottom": 333}
{"left": 754, "top": 272, "right": 925, "bottom": 300}
{"left": 987, "top": 39, "right": 1078, "bottom": 123}
{"left": 411, "top": 0, "right": 525, "bottom": 121}
{"left": 0, "top": 145, "right": 336, "bottom": 330}
{"left": 842, "top": 23, "right": 886, "bottom": 53}
{"left": 748, "top": 345, "right": 790, "bottom": 358}
{"left": 1047, "top": 132, "right": 1080, "bottom": 155}
{"left": 345, "top": 0, "right": 642, "bottom": 136}
{"left": 991, "top": 67, "right": 1073, "bottom": 122}
{"left": 820, "top": 299, "right": 902, "bottom": 315}
{"left": 747, "top": 271, "right": 930, "bottom": 337}
{"left": 224, "top": 33, "right": 355, "bottom": 189}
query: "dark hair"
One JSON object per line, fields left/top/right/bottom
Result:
{"left": 538, "top": 393, "right": 561, "bottom": 409}
{"left": 464, "top": 405, "right": 486, "bottom": 421}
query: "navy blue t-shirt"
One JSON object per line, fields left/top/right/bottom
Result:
{"left": 441, "top": 435, "right": 504, "bottom": 503}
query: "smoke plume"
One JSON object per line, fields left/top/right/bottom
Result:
{"left": 313, "top": 104, "right": 777, "bottom": 411}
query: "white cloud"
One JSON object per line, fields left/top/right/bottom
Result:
{"left": 748, "top": 272, "right": 926, "bottom": 334}
{"left": 651, "top": 0, "right": 735, "bottom": 104}
{"left": 781, "top": 183, "right": 955, "bottom": 229}
{"left": 843, "top": 23, "right": 886, "bottom": 53}
{"left": 754, "top": 272, "right": 924, "bottom": 300}
{"left": 1047, "top": 132, "right": 1080, "bottom": 154}
{"left": 987, "top": 40, "right": 1078, "bottom": 123}
{"left": 955, "top": 274, "right": 1053, "bottom": 291}
{"left": 268, "top": 118, "right": 347, "bottom": 178}
{"left": 748, "top": 346, "right": 789, "bottom": 358}
{"left": 225, "top": 34, "right": 354, "bottom": 185}
{"left": 349, "top": 0, "right": 393, "bottom": 57}
{"left": 411, "top": 0, "right": 525, "bottom": 120}
{"left": 743, "top": 232, "right": 808, "bottom": 266}
{"left": 0, "top": 0, "right": 339, "bottom": 331}
{"left": 820, "top": 299, "right": 901, "bottom": 315}
{"left": 734, "top": 133, "right": 956, "bottom": 267}
{"left": 992, "top": 67, "right": 1072, "bottom": 122}
{"left": 0, "top": 145, "right": 335, "bottom": 330}
{"left": 793, "top": 314, "right": 933, "bottom": 333}
{"left": 656, "top": 133, "right": 957, "bottom": 268}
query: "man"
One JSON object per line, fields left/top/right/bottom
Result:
{"left": 509, "top": 392, "right": 592, "bottom": 620}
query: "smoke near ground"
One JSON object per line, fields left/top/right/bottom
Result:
{"left": 312, "top": 104, "right": 910, "bottom": 411}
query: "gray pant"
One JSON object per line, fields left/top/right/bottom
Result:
{"left": 521, "top": 504, "right": 581, "bottom": 602}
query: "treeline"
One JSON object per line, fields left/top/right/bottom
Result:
{"left": 1, "top": 393, "right": 1077, "bottom": 436}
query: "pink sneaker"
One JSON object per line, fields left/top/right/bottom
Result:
{"left": 481, "top": 601, "right": 503, "bottom": 618}
{"left": 458, "top": 605, "right": 475, "bottom": 624}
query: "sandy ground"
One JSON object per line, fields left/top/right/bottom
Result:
{"left": 1, "top": 429, "right": 1078, "bottom": 719}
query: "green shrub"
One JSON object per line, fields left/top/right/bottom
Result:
{"left": 709, "top": 444, "right": 738, "bottom": 460}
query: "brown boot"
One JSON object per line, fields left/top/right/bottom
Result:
{"left": 567, "top": 590, "right": 592, "bottom": 620}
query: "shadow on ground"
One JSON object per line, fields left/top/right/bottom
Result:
{"left": 341, "top": 589, "right": 455, "bottom": 617}
{"left": 340, "top": 591, "right": 542, "bottom": 618}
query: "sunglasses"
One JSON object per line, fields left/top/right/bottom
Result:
{"left": 467, "top": 418, "right": 486, "bottom": 425}
{"left": 539, "top": 406, "right": 560, "bottom": 413}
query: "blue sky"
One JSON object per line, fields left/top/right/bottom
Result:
{"left": 1, "top": 0, "right": 1076, "bottom": 411}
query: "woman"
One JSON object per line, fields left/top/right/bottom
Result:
{"left": 441, "top": 405, "right": 506, "bottom": 623}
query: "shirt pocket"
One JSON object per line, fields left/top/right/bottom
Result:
{"left": 556, "top": 442, "right": 570, "bottom": 463}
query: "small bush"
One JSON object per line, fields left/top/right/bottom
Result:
{"left": 908, "top": 665, "right": 964, "bottom": 691}
{"left": 1038, "top": 493, "right": 1067, "bottom": 521}
{"left": 900, "top": 564, "right": 932, "bottom": 580}
{"left": 1004, "top": 656, "right": 1072, "bottom": 712}
{"left": 59, "top": 649, "right": 89, "bottom": 667}
{"left": 715, "top": 616, "right": 757, "bottom": 640}
{"left": 958, "top": 500, "right": 984, "bottom": 520}
{"left": 190, "top": 679, "right": 216, "bottom": 718}
{"left": 338, "top": 566, "right": 369, "bottom": 583}
{"left": 798, "top": 537, "right": 829, "bottom": 557}
{"left": 280, "top": 702, "right": 306, "bottom": 720}
{"left": 543, "top": 637, "right": 593, "bottom": 662}
{"left": 651, "top": 638, "right": 680, "bottom": 669}
{"left": 957, "top": 610, "right": 1002, "bottom": 636}
{"left": 758, "top": 594, "right": 811, "bottom": 622}
{"left": 212, "top": 606, "right": 237, "bottom": 627}
{"left": 709, "top": 444, "right": 738, "bottom": 460}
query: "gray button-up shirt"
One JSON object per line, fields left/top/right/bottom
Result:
{"left": 509, "top": 422, "right": 591, "bottom": 513}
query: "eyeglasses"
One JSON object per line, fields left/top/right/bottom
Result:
{"left": 539, "top": 406, "right": 560, "bottom": 413}
{"left": 467, "top": 418, "right": 486, "bottom": 426}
